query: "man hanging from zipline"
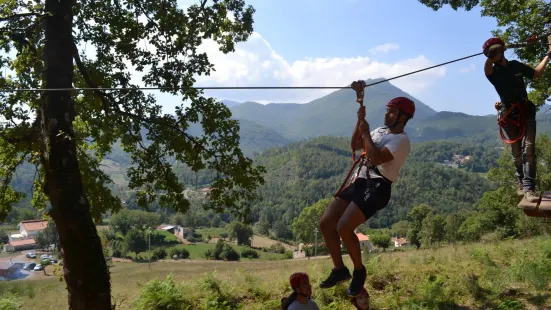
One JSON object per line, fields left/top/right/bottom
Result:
{"left": 318, "top": 84, "right": 414, "bottom": 298}
{"left": 483, "top": 33, "right": 551, "bottom": 202}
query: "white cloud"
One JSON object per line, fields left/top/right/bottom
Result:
{"left": 368, "top": 43, "right": 400, "bottom": 55}
{"left": 186, "top": 33, "right": 446, "bottom": 106}
{"left": 459, "top": 64, "right": 476, "bottom": 73}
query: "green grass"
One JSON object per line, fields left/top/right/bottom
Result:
{"left": 4, "top": 236, "right": 551, "bottom": 309}
{"left": 195, "top": 227, "right": 228, "bottom": 238}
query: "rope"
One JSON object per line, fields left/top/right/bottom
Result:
{"left": 0, "top": 52, "right": 485, "bottom": 93}
{"left": 497, "top": 102, "right": 526, "bottom": 144}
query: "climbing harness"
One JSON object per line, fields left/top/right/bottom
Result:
{"left": 496, "top": 100, "right": 526, "bottom": 144}
{"left": 485, "top": 26, "right": 551, "bottom": 144}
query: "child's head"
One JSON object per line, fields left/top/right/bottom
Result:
{"left": 289, "top": 272, "right": 312, "bottom": 297}
{"left": 351, "top": 287, "right": 370, "bottom": 309}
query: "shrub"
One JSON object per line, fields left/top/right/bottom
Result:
{"left": 168, "top": 247, "right": 190, "bottom": 259}
{"left": 283, "top": 251, "right": 293, "bottom": 259}
{"left": 205, "top": 240, "right": 240, "bottom": 261}
{"left": 241, "top": 248, "right": 259, "bottom": 259}
{"left": 131, "top": 274, "right": 192, "bottom": 310}
{"left": 151, "top": 248, "right": 167, "bottom": 260}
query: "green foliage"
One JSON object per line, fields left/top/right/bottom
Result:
{"left": 406, "top": 204, "right": 434, "bottom": 249}
{"left": 0, "top": 0, "right": 265, "bottom": 227}
{"left": 370, "top": 233, "right": 392, "bottom": 251}
{"left": 417, "top": 0, "right": 551, "bottom": 106}
{"left": 131, "top": 274, "right": 192, "bottom": 310}
{"left": 226, "top": 221, "right": 253, "bottom": 246}
{"left": 124, "top": 228, "right": 147, "bottom": 256}
{"left": 417, "top": 0, "right": 480, "bottom": 11}
{"left": 0, "top": 293, "right": 23, "bottom": 310}
{"left": 151, "top": 248, "right": 166, "bottom": 260}
{"left": 476, "top": 186, "right": 520, "bottom": 239}
{"left": 149, "top": 230, "right": 179, "bottom": 247}
{"left": 291, "top": 198, "right": 328, "bottom": 243}
{"left": 240, "top": 248, "right": 259, "bottom": 259}
{"left": 109, "top": 209, "right": 161, "bottom": 235}
{"left": 390, "top": 220, "right": 409, "bottom": 237}
{"left": 204, "top": 239, "right": 240, "bottom": 261}
{"left": 419, "top": 213, "right": 445, "bottom": 248}
{"left": 34, "top": 218, "right": 59, "bottom": 250}
{"left": 167, "top": 247, "right": 189, "bottom": 260}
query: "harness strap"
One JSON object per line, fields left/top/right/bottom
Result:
{"left": 334, "top": 152, "right": 367, "bottom": 197}
{"left": 496, "top": 101, "right": 526, "bottom": 144}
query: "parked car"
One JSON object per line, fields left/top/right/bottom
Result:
{"left": 23, "top": 263, "right": 36, "bottom": 270}
{"left": 33, "top": 264, "right": 44, "bottom": 271}
{"left": 26, "top": 253, "right": 36, "bottom": 259}
{"left": 40, "top": 254, "right": 49, "bottom": 260}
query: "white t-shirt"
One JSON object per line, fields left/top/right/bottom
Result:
{"left": 288, "top": 299, "right": 320, "bottom": 310}
{"left": 354, "top": 127, "right": 411, "bottom": 183}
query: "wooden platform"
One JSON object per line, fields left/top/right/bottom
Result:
{"left": 518, "top": 191, "right": 551, "bottom": 217}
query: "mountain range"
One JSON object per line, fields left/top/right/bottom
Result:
{"left": 215, "top": 78, "right": 551, "bottom": 155}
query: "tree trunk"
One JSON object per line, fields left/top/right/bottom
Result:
{"left": 42, "top": 0, "right": 112, "bottom": 309}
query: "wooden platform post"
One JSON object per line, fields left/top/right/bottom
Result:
{"left": 518, "top": 191, "right": 551, "bottom": 217}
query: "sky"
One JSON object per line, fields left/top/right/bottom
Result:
{"left": 2, "top": 0, "right": 531, "bottom": 117}
{"left": 166, "top": 0, "right": 510, "bottom": 116}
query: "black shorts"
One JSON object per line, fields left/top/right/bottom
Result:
{"left": 336, "top": 177, "right": 392, "bottom": 220}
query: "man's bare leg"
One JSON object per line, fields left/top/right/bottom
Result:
{"left": 337, "top": 202, "right": 367, "bottom": 270}
{"left": 319, "top": 197, "right": 353, "bottom": 289}
{"left": 319, "top": 197, "right": 349, "bottom": 268}
{"left": 337, "top": 202, "right": 368, "bottom": 297}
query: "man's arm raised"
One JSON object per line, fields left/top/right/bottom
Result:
{"left": 358, "top": 120, "right": 394, "bottom": 165}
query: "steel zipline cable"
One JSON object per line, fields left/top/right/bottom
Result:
{"left": 0, "top": 52, "right": 485, "bottom": 93}
{"left": 0, "top": 28, "right": 550, "bottom": 93}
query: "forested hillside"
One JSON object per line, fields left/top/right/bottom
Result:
{"left": 6, "top": 78, "right": 549, "bottom": 241}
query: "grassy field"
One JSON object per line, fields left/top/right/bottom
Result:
{"left": 3, "top": 236, "right": 551, "bottom": 309}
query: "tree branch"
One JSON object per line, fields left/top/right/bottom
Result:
{"left": 0, "top": 148, "right": 31, "bottom": 197}
{"left": 72, "top": 41, "right": 211, "bottom": 158}
{"left": 0, "top": 12, "right": 47, "bottom": 22}
{"left": 0, "top": 113, "right": 41, "bottom": 146}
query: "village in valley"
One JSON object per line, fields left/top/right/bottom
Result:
{"left": 0, "top": 216, "right": 409, "bottom": 281}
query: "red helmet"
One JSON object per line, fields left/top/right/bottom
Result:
{"left": 483, "top": 37, "right": 505, "bottom": 56}
{"left": 387, "top": 97, "right": 415, "bottom": 119}
{"left": 290, "top": 272, "right": 309, "bottom": 288}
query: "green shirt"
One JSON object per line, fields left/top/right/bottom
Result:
{"left": 486, "top": 60, "right": 535, "bottom": 104}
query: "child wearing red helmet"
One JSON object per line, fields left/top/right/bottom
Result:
{"left": 281, "top": 272, "right": 320, "bottom": 310}
{"left": 483, "top": 35, "right": 551, "bottom": 202}
{"left": 319, "top": 94, "right": 414, "bottom": 298}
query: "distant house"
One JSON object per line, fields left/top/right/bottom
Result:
{"left": 157, "top": 224, "right": 193, "bottom": 240}
{"left": 18, "top": 220, "right": 48, "bottom": 238}
{"left": 356, "top": 233, "right": 374, "bottom": 252}
{"left": 392, "top": 237, "right": 408, "bottom": 247}
{"left": 340, "top": 232, "right": 374, "bottom": 252}
{"left": 0, "top": 262, "right": 19, "bottom": 280}
{"left": 3, "top": 239, "right": 37, "bottom": 252}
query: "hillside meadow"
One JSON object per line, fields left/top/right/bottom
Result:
{"left": 2, "top": 235, "right": 551, "bottom": 309}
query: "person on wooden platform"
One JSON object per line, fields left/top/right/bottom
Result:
{"left": 483, "top": 35, "right": 551, "bottom": 202}
{"left": 318, "top": 96, "right": 414, "bottom": 298}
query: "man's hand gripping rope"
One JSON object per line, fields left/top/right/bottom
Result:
{"left": 334, "top": 80, "right": 370, "bottom": 198}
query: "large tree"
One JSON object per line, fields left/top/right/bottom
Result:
{"left": 418, "top": 0, "right": 551, "bottom": 106}
{"left": 0, "top": 0, "right": 264, "bottom": 309}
